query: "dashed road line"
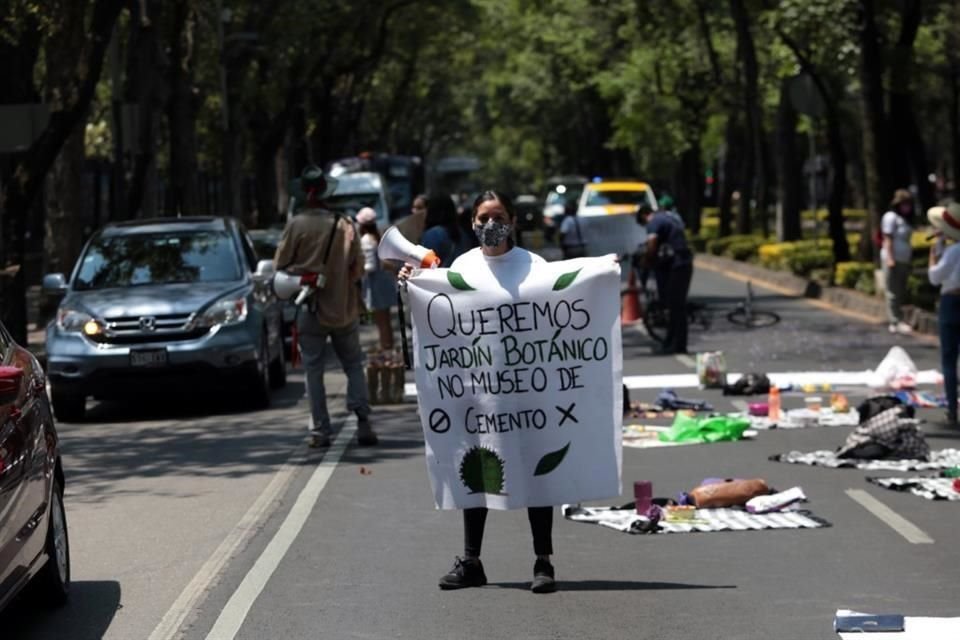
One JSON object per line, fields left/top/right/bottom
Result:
{"left": 846, "top": 489, "right": 934, "bottom": 544}
{"left": 730, "top": 399, "right": 749, "bottom": 413}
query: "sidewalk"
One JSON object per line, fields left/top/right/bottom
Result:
{"left": 696, "top": 253, "right": 938, "bottom": 336}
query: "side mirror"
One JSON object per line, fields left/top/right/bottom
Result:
{"left": 255, "top": 260, "right": 275, "bottom": 278}
{"left": 42, "top": 273, "right": 68, "bottom": 294}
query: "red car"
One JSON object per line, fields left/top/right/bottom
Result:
{"left": 0, "top": 320, "right": 70, "bottom": 611}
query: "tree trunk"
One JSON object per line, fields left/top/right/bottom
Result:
{"left": 0, "top": 0, "right": 125, "bottom": 343}
{"left": 857, "top": 0, "right": 889, "bottom": 262}
{"left": 43, "top": 0, "right": 90, "bottom": 277}
{"left": 675, "top": 143, "right": 703, "bottom": 234}
{"left": 44, "top": 129, "right": 86, "bottom": 276}
{"left": 775, "top": 79, "right": 803, "bottom": 241}
{"left": 718, "top": 115, "right": 740, "bottom": 237}
{"left": 888, "top": 0, "right": 932, "bottom": 210}
{"left": 951, "top": 56, "right": 960, "bottom": 200}
{"left": 825, "top": 113, "right": 851, "bottom": 263}
{"left": 166, "top": 0, "right": 200, "bottom": 216}
{"left": 730, "top": 0, "right": 768, "bottom": 237}
{"left": 125, "top": 0, "right": 164, "bottom": 217}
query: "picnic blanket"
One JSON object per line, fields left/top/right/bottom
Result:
{"left": 562, "top": 504, "right": 829, "bottom": 534}
{"left": 770, "top": 449, "right": 960, "bottom": 471}
{"left": 867, "top": 476, "right": 960, "bottom": 501}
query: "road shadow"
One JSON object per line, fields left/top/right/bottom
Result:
{"left": 0, "top": 579, "right": 121, "bottom": 640}
{"left": 77, "top": 378, "right": 307, "bottom": 425}
{"left": 488, "top": 579, "right": 737, "bottom": 592}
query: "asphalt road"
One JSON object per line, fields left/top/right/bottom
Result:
{"left": 3, "top": 264, "right": 958, "bottom": 640}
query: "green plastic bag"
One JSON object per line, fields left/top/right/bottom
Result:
{"left": 658, "top": 414, "right": 750, "bottom": 444}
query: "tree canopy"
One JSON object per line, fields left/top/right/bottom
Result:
{"left": 1, "top": 0, "right": 958, "bottom": 341}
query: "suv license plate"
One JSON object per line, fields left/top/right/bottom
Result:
{"left": 130, "top": 349, "right": 168, "bottom": 367}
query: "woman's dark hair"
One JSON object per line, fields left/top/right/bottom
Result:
{"left": 472, "top": 190, "right": 516, "bottom": 221}
{"left": 425, "top": 193, "right": 461, "bottom": 243}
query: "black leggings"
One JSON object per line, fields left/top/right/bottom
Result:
{"left": 463, "top": 507, "right": 554, "bottom": 558}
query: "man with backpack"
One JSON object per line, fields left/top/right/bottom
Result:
{"left": 274, "top": 165, "right": 379, "bottom": 448}
{"left": 638, "top": 203, "right": 694, "bottom": 355}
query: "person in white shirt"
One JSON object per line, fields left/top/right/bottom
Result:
{"left": 356, "top": 207, "right": 396, "bottom": 352}
{"left": 398, "top": 191, "right": 555, "bottom": 593}
{"left": 881, "top": 189, "right": 916, "bottom": 334}
{"left": 927, "top": 202, "right": 960, "bottom": 426}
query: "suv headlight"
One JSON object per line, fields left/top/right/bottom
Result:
{"left": 195, "top": 296, "right": 248, "bottom": 328}
{"left": 57, "top": 308, "right": 104, "bottom": 336}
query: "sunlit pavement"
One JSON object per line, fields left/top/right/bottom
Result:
{"left": 4, "top": 265, "right": 958, "bottom": 640}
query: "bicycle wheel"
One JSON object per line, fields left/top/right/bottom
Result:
{"left": 726, "top": 308, "right": 780, "bottom": 328}
{"left": 642, "top": 298, "right": 670, "bottom": 343}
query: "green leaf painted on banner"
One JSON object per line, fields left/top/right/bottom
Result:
{"left": 533, "top": 442, "right": 570, "bottom": 476}
{"left": 448, "top": 271, "right": 475, "bottom": 291}
{"left": 552, "top": 269, "right": 582, "bottom": 291}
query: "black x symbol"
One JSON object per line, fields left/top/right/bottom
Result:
{"left": 556, "top": 403, "right": 578, "bottom": 427}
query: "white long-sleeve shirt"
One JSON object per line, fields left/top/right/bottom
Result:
{"left": 928, "top": 242, "right": 960, "bottom": 291}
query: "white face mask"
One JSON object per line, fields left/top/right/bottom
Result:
{"left": 474, "top": 220, "right": 512, "bottom": 248}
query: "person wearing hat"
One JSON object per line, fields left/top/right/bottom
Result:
{"left": 356, "top": 207, "right": 396, "bottom": 353}
{"left": 927, "top": 202, "right": 960, "bottom": 426}
{"left": 274, "top": 165, "right": 379, "bottom": 448}
{"left": 658, "top": 193, "right": 685, "bottom": 229}
{"left": 881, "top": 189, "right": 916, "bottom": 334}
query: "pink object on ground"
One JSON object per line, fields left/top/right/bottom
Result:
{"left": 748, "top": 402, "right": 768, "bottom": 417}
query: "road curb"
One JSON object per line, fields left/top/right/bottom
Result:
{"left": 695, "top": 253, "right": 938, "bottom": 336}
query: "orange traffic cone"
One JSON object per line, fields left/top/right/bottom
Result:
{"left": 621, "top": 269, "right": 641, "bottom": 325}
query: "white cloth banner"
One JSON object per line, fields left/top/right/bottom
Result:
{"left": 407, "top": 257, "right": 623, "bottom": 510}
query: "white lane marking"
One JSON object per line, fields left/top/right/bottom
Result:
{"left": 674, "top": 354, "right": 696, "bottom": 368}
{"left": 845, "top": 489, "right": 934, "bottom": 544}
{"left": 204, "top": 418, "right": 357, "bottom": 640}
{"left": 730, "top": 399, "right": 748, "bottom": 413}
{"left": 148, "top": 442, "right": 308, "bottom": 640}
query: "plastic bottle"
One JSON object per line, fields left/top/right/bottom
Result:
{"left": 768, "top": 386, "right": 781, "bottom": 423}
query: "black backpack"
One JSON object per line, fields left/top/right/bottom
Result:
{"left": 856, "top": 395, "right": 914, "bottom": 424}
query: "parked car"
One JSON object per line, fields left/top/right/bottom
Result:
{"left": 43, "top": 217, "right": 286, "bottom": 422}
{"left": 0, "top": 319, "right": 70, "bottom": 612}
{"left": 574, "top": 180, "right": 658, "bottom": 257}
{"left": 248, "top": 228, "right": 295, "bottom": 356}
{"left": 324, "top": 171, "right": 392, "bottom": 231}
{"left": 541, "top": 175, "right": 587, "bottom": 240}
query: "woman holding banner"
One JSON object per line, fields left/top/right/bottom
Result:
{"left": 400, "top": 191, "right": 558, "bottom": 593}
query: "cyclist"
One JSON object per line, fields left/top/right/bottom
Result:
{"left": 637, "top": 203, "right": 694, "bottom": 354}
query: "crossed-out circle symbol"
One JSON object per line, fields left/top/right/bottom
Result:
{"left": 429, "top": 408, "right": 451, "bottom": 433}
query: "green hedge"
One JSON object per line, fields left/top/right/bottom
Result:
{"left": 706, "top": 234, "right": 764, "bottom": 257}
{"left": 786, "top": 249, "right": 834, "bottom": 277}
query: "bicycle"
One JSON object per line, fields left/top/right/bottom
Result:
{"left": 638, "top": 274, "right": 711, "bottom": 344}
{"left": 726, "top": 280, "right": 780, "bottom": 328}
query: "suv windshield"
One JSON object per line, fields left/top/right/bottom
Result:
{"left": 585, "top": 189, "right": 650, "bottom": 207}
{"left": 74, "top": 231, "right": 241, "bottom": 290}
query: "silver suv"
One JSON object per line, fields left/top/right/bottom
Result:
{"left": 43, "top": 217, "right": 286, "bottom": 421}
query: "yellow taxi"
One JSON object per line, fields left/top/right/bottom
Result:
{"left": 574, "top": 180, "right": 657, "bottom": 257}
